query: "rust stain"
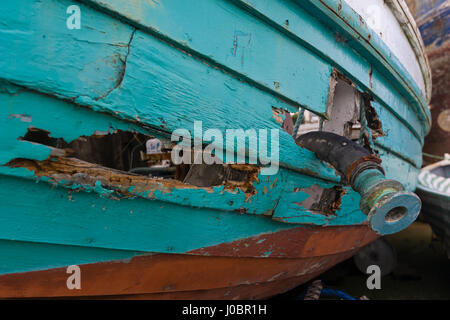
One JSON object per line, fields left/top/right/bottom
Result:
{"left": 363, "top": 94, "right": 385, "bottom": 139}
{"left": 317, "top": 0, "right": 430, "bottom": 126}
{"left": 294, "top": 185, "right": 347, "bottom": 216}
{"left": 8, "top": 127, "right": 262, "bottom": 199}
{"left": 345, "top": 155, "right": 382, "bottom": 182}
{"left": 6, "top": 156, "right": 260, "bottom": 198}
{"left": 234, "top": 208, "right": 248, "bottom": 214}
{"left": 270, "top": 177, "right": 278, "bottom": 189}
{"left": 330, "top": 186, "right": 346, "bottom": 214}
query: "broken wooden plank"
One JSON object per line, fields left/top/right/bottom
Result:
{"left": 0, "top": 173, "right": 296, "bottom": 253}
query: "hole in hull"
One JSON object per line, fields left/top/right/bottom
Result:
{"left": 17, "top": 127, "right": 259, "bottom": 192}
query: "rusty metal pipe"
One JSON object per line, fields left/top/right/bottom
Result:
{"left": 296, "top": 131, "right": 421, "bottom": 235}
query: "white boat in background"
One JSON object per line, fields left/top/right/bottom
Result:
{"left": 417, "top": 155, "right": 450, "bottom": 258}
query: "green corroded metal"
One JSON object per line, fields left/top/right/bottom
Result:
{"left": 353, "top": 169, "right": 421, "bottom": 235}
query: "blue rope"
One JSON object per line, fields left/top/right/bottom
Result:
{"left": 299, "top": 284, "right": 357, "bottom": 300}
{"left": 292, "top": 108, "right": 305, "bottom": 138}
{"left": 320, "top": 288, "right": 357, "bottom": 300}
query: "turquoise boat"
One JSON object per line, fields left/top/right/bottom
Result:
{"left": 0, "top": 0, "right": 431, "bottom": 298}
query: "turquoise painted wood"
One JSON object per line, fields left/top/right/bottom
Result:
{"left": 0, "top": 0, "right": 427, "bottom": 171}
{"left": 235, "top": 0, "right": 430, "bottom": 136}
{"left": 0, "top": 0, "right": 430, "bottom": 275}
{"left": 0, "top": 82, "right": 328, "bottom": 216}
{"left": 81, "top": 0, "right": 333, "bottom": 113}
{"left": 0, "top": 80, "right": 370, "bottom": 222}
{"left": 296, "top": 0, "right": 430, "bottom": 122}
{"left": 0, "top": 174, "right": 295, "bottom": 254}
{"left": 371, "top": 100, "right": 423, "bottom": 168}
{"left": 0, "top": 239, "right": 144, "bottom": 275}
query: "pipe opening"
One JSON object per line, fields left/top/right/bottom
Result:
{"left": 385, "top": 206, "right": 407, "bottom": 223}
{"left": 15, "top": 127, "right": 259, "bottom": 193}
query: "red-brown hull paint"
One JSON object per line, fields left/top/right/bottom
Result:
{"left": 189, "top": 224, "right": 378, "bottom": 258}
{"left": 96, "top": 268, "right": 340, "bottom": 300}
{"left": 0, "top": 226, "right": 378, "bottom": 299}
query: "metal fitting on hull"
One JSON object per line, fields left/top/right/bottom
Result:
{"left": 352, "top": 169, "right": 421, "bottom": 234}
{"left": 296, "top": 131, "right": 421, "bottom": 235}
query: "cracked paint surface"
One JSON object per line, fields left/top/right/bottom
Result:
{"left": 0, "top": 0, "right": 430, "bottom": 292}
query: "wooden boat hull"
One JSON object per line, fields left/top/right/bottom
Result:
{"left": 0, "top": 0, "right": 430, "bottom": 298}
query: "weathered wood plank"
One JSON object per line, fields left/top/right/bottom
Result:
{"left": 0, "top": 224, "right": 376, "bottom": 277}
{"left": 371, "top": 100, "right": 423, "bottom": 168}
{"left": 0, "top": 79, "right": 414, "bottom": 226}
{"left": 232, "top": 0, "right": 428, "bottom": 140}
{"left": 377, "top": 148, "right": 420, "bottom": 191}
{"left": 0, "top": 0, "right": 134, "bottom": 99}
{"left": 292, "top": 0, "right": 430, "bottom": 126}
{"left": 6, "top": 155, "right": 283, "bottom": 215}
{"left": 0, "top": 245, "right": 370, "bottom": 298}
{"left": 0, "top": 81, "right": 149, "bottom": 166}
{"left": 272, "top": 170, "right": 365, "bottom": 225}
{"left": 0, "top": 174, "right": 295, "bottom": 254}
{"left": 0, "top": 1, "right": 425, "bottom": 231}
{"left": 79, "top": 0, "right": 333, "bottom": 114}
{"left": 272, "top": 150, "right": 419, "bottom": 224}
{"left": 0, "top": 82, "right": 320, "bottom": 216}
{"left": 0, "top": 239, "right": 142, "bottom": 275}
{"left": 371, "top": 68, "right": 425, "bottom": 141}
{"left": 0, "top": 0, "right": 425, "bottom": 174}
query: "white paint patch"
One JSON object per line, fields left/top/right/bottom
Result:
{"left": 344, "top": 0, "right": 426, "bottom": 98}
